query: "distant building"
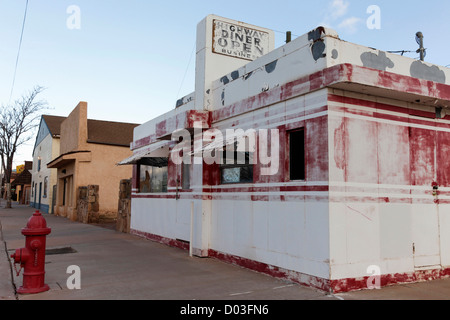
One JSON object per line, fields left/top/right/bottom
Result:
{"left": 31, "top": 115, "right": 66, "bottom": 213}
{"left": 11, "top": 161, "right": 33, "bottom": 205}
{"left": 120, "top": 15, "right": 450, "bottom": 292}
{"left": 47, "top": 102, "right": 139, "bottom": 222}
{"left": 2, "top": 171, "right": 17, "bottom": 199}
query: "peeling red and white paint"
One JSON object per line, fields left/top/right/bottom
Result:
{"left": 124, "top": 16, "right": 450, "bottom": 293}
{"left": 129, "top": 228, "right": 450, "bottom": 293}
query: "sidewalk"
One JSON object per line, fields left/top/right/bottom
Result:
{"left": 1, "top": 202, "right": 450, "bottom": 301}
{"left": 0, "top": 202, "right": 334, "bottom": 301}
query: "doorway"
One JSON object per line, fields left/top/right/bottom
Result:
{"left": 38, "top": 182, "right": 42, "bottom": 210}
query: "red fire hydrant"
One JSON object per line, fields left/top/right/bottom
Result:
{"left": 11, "top": 210, "right": 51, "bottom": 294}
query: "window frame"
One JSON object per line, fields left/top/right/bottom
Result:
{"left": 138, "top": 162, "right": 169, "bottom": 194}
{"left": 219, "top": 148, "right": 254, "bottom": 185}
{"left": 181, "top": 162, "right": 190, "bottom": 190}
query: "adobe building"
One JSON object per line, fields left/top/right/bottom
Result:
{"left": 11, "top": 161, "right": 33, "bottom": 205}
{"left": 31, "top": 115, "right": 66, "bottom": 213}
{"left": 120, "top": 15, "right": 450, "bottom": 293}
{"left": 48, "top": 102, "right": 139, "bottom": 222}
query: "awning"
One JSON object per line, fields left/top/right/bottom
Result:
{"left": 47, "top": 151, "right": 92, "bottom": 169}
{"left": 117, "top": 141, "right": 173, "bottom": 166}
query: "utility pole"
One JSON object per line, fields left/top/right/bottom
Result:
{"left": 286, "top": 31, "right": 292, "bottom": 43}
{"left": 416, "top": 32, "right": 425, "bottom": 61}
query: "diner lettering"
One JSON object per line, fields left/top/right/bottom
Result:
{"left": 213, "top": 20, "right": 269, "bottom": 60}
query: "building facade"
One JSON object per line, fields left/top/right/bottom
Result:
{"left": 120, "top": 15, "right": 450, "bottom": 292}
{"left": 31, "top": 115, "right": 65, "bottom": 213}
{"left": 48, "top": 101, "right": 139, "bottom": 221}
{"left": 12, "top": 161, "right": 33, "bottom": 205}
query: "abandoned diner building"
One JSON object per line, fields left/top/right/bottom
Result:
{"left": 118, "top": 15, "right": 450, "bottom": 293}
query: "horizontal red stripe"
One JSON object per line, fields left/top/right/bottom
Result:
{"left": 205, "top": 185, "right": 329, "bottom": 193}
{"left": 131, "top": 193, "right": 442, "bottom": 204}
{"left": 135, "top": 185, "right": 440, "bottom": 194}
{"left": 133, "top": 64, "right": 450, "bottom": 151}
{"left": 131, "top": 229, "right": 189, "bottom": 251}
{"left": 328, "top": 94, "right": 447, "bottom": 125}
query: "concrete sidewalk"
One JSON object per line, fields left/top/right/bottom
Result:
{"left": 1, "top": 202, "right": 449, "bottom": 301}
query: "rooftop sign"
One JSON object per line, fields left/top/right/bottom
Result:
{"left": 212, "top": 19, "right": 270, "bottom": 61}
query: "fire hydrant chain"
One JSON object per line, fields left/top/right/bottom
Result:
{"left": 34, "top": 249, "right": 38, "bottom": 267}
{"left": 13, "top": 262, "right": 22, "bottom": 277}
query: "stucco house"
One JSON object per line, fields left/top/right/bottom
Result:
{"left": 31, "top": 115, "right": 66, "bottom": 213}
{"left": 120, "top": 15, "right": 450, "bottom": 293}
{"left": 47, "top": 101, "right": 139, "bottom": 222}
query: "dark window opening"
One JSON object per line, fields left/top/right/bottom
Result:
{"left": 182, "top": 163, "right": 190, "bottom": 190}
{"left": 289, "top": 129, "right": 305, "bottom": 181}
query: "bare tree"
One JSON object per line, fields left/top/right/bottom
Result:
{"left": 0, "top": 86, "right": 48, "bottom": 208}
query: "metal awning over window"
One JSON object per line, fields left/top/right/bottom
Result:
{"left": 117, "top": 141, "right": 173, "bottom": 166}
{"left": 139, "top": 157, "right": 168, "bottom": 167}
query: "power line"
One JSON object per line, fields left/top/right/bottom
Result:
{"left": 272, "top": 29, "right": 299, "bottom": 37}
{"left": 9, "top": 0, "right": 29, "bottom": 104}
{"left": 176, "top": 42, "right": 195, "bottom": 100}
{"left": 386, "top": 50, "right": 415, "bottom": 56}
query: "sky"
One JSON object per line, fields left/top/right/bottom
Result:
{"left": 1, "top": 0, "right": 450, "bottom": 167}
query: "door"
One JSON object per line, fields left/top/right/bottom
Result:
{"left": 412, "top": 204, "right": 441, "bottom": 269}
{"left": 63, "top": 178, "right": 67, "bottom": 206}
{"left": 38, "top": 182, "right": 42, "bottom": 210}
{"left": 409, "top": 127, "right": 441, "bottom": 270}
{"left": 51, "top": 185, "right": 57, "bottom": 214}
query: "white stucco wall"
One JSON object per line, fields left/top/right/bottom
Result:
{"left": 327, "top": 88, "right": 450, "bottom": 281}
{"left": 31, "top": 134, "right": 60, "bottom": 213}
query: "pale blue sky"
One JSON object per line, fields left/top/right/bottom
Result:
{"left": 1, "top": 0, "right": 449, "bottom": 165}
